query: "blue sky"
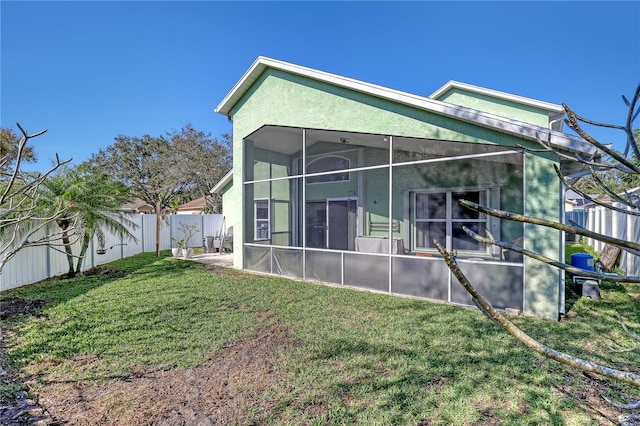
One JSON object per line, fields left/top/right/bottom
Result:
{"left": 1, "top": 1, "right": 639, "bottom": 172}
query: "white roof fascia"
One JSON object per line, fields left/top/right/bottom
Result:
{"left": 429, "top": 80, "right": 565, "bottom": 114}
{"left": 215, "top": 57, "right": 594, "bottom": 155}
{"left": 211, "top": 169, "right": 233, "bottom": 194}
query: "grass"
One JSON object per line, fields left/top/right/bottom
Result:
{"left": 0, "top": 382, "right": 21, "bottom": 398}
{"left": 2, "top": 251, "right": 640, "bottom": 424}
{"left": 565, "top": 241, "right": 599, "bottom": 265}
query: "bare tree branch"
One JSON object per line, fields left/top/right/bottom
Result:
{"left": 555, "top": 166, "right": 640, "bottom": 216}
{"left": 434, "top": 240, "right": 640, "bottom": 387}
{"left": 463, "top": 226, "right": 640, "bottom": 283}
{"left": 564, "top": 96, "right": 640, "bottom": 172}
{"left": 459, "top": 199, "right": 640, "bottom": 256}
{"left": 434, "top": 83, "right": 640, "bottom": 407}
{"left": 0, "top": 123, "right": 72, "bottom": 273}
{"left": 602, "top": 395, "right": 640, "bottom": 410}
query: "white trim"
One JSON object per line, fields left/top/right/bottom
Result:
{"left": 216, "top": 57, "right": 595, "bottom": 155}
{"left": 522, "top": 154, "right": 527, "bottom": 313}
{"left": 302, "top": 128, "right": 307, "bottom": 267}
{"left": 388, "top": 136, "right": 394, "bottom": 293}
{"left": 211, "top": 169, "right": 233, "bottom": 194}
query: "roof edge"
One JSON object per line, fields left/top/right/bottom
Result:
{"left": 215, "top": 57, "right": 594, "bottom": 155}
{"left": 211, "top": 169, "right": 233, "bottom": 194}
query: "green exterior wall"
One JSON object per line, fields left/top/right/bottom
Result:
{"left": 219, "top": 180, "right": 236, "bottom": 242}
{"left": 226, "top": 68, "right": 562, "bottom": 319}
{"left": 436, "top": 89, "right": 551, "bottom": 128}
{"left": 524, "top": 152, "right": 562, "bottom": 319}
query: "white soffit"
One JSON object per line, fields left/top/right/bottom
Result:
{"left": 215, "top": 57, "right": 594, "bottom": 155}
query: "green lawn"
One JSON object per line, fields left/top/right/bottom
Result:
{"left": 2, "top": 252, "right": 640, "bottom": 424}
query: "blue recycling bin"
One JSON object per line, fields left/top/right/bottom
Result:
{"left": 570, "top": 253, "right": 594, "bottom": 273}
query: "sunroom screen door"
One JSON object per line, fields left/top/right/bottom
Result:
{"left": 327, "top": 199, "right": 357, "bottom": 251}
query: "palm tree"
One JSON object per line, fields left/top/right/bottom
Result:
{"left": 39, "top": 164, "right": 137, "bottom": 277}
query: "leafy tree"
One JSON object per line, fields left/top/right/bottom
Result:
{"left": 0, "top": 127, "right": 36, "bottom": 177}
{"left": 437, "top": 83, "right": 640, "bottom": 403}
{"left": 616, "top": 129, "right": 640, "bottom": 191}
{"left": 0, "top": 123, "right": 71, "bottom": 273}
{"left": 573, "top": 130, "right": 640, "bottom": 195}
{"left": 90, "top": 124, "right": 230, "bottom": 256}
{"left": 40, "top": 165, "right": 136, "bottom": 277}
{"left": 169, "top": 124, "right": 231, "bottom": 213}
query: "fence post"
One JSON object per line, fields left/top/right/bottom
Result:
{"left": 169, "top": 214, "right": 173, "bottom": 250}
{"left": 90, "top": 235, "right": 95, "bottom": 268}
{"left": 46, "top": 242, "right": 52, "bottom": 279}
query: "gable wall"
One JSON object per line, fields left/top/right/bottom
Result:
{"left": 228, "top": 69, "right": 562, "bottom": 319}
{"left": 437, "top": 89, "right": 551, "bottom": 128}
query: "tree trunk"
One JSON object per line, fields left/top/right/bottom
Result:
{"left": 75, "top": 231, "right": 92, "bottom": 274}
{"left": 59, "top": 221, "right": 76, "bottom": 278}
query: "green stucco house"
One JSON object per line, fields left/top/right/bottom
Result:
{"left": 212, "top": 56, "right": 594, "bottom": 320}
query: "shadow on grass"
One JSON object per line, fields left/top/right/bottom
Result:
{"left": 0, "top": 251, "right": 196, "bottom": 317}
{"left": 268, "top": 294, "right": 637, "bottom": 424}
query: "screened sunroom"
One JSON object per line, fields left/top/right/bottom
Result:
{"left": 243, "top": 125, "right": 525, "bottom": 312}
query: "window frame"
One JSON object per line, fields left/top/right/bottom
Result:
{"left": 254, "top": 198, "right": 271, "bottom": 241}
{"left": 411, "top": 186, "right": 493, "bottom": 255}
{"left": 306, "top": 155, "right": 351, "bottom": 185}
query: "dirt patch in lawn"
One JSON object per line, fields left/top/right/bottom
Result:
{"left": 31, "top": 320, "right": 298, "bottom": 425}
{"left": 0, "top": 297, "right": 47, "bottom": 321}
{"left": 0, "top": 296, "right": 60, "bottom": 425}
{"left": 82, "top": 266, "right": 127, "bottom": 279}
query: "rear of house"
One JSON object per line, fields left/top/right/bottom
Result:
{"left": 213, "top": 57, "right": 594, "bottom": 320}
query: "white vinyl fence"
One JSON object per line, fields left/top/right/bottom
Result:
{"left": 585, "top": 204, "right": 640, "bottom": 277}
{"left": 0, "top": 214, "right": 223, "bottom": 292}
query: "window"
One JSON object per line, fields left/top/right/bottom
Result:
{"left": 306, "top": 156, "right": 350, "bottom": 184}
{"left": 254, "top": 199, "right": 270, "bottom": 240}
{"left": 413, "top": 189, "right": 489, "bottom": 253}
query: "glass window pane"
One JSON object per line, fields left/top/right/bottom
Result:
{"left": 426, "top": 193, "right": 447, "bottom": 219}
{"left": 416, "top": 222, "right": 446, "bottom": 249}
{"left": 307, "top": 156, "right": 350, "bottom": 174}
{"left": 452, "top": 222, "right": 486, "bottom": 251}
{"left": 256, "top": 221, "right": 270, "bottom": 240}
{"left": 452, "top": 191, "right": 485, "bottom": 219}
{"left": 416, "top": 193, "right": 446, "bottom": 219}
{"left": 256, "top": 202, "right": 268, "bottom": 219}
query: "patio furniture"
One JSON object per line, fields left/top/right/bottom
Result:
{"left": 355, "top": 236, "right": 405, "bottom": 254}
